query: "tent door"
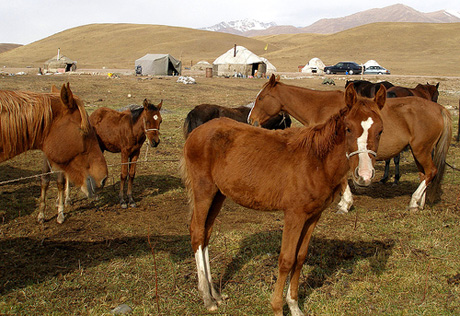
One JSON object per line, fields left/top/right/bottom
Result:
{"left": 65, "top": 63, "right": 72, "bottom": 72}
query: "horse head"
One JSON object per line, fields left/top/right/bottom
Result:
{"left": 248, "top": 74, "right": 282, "bottom": 126}
{"left": 344, "top": 83, "right": 385, "bottom": 187}
{"left": 143, "top": 99, "right": 163, "bottom": 147}
{"left": 44, "top": 83, "right": 108, "bottom": 198}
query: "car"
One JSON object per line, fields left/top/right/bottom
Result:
{"left": 363, "top": 65, "right": 391, "bottom": 75}
{"left": 324, "top": 61, "right": 362, "bottom": 75}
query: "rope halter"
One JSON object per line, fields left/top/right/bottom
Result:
{"left": 143, "top": 117, "right": 160, "bottom": 134}
{"left": 346, "top": 149, "right": 377, "bottom": 160}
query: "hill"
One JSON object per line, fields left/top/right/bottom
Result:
{"left": 0, "top": 22, "right": 459, "bottom": 76}
{"left": 0, "top": 43, "right": 22, "bottom": 54}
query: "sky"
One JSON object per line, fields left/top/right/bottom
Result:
{"left": 1, "top": 0, "right": 459, "bottom": 45}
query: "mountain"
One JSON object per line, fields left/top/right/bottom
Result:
{"left": 202, "top": 4, "right": 460, "bottom": 36}
{"left": 0, "top": 43, "right": 22, "bottom": 54}
{"left": 200, "top": 18, "right": 277, "bottom": 35}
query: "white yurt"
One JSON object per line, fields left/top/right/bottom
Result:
{"left": 301, "top": 57, "right": 325, "bottom": 74}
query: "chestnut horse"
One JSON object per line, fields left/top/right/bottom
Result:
{"left": 345, "top": 80, "right": 394, "bottom": 98}
{"left": 0, "top": 83, "right": 108, "bottom": 222}
{"left": 183, "top": 103, "right": 291, "bottom": 138}
{"left": 90, "top": 99, "right": 162, "bottom": 208}
{"left": 387, "top": 82, "right": 440, "bottom": 102}
{"left": 181, "top": 84, "right": 385, "bottom": 315}
{"left": 249, "top": 75, "right": 451, "bottom": 212}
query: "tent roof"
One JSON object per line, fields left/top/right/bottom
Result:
{"left": 136, "top": 54, "right": 175, "bottom": 62}
{"left": 301, "top": 57, "right": 325, "bottom": 73}
{"left": 44, "top": 55, "right": 76, "bottom": 64}
{"left": 364, "top": 60, "right": 380, "bottom": 67}
{"left": 213, "top": 46, "right": 266, "bottom": 65}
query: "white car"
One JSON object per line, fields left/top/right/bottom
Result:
{"left": 364, "top": 65, "right": 390, "bottom": 75}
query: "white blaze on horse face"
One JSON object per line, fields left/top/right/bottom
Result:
{"left": 356, "top": 117, "right": 374, "bottom": 183}
{"left": 153, "top": 114, "right": 159, "bottom": 121}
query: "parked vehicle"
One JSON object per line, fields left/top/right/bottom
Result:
{"left": 324, "top": 62, "right": 362, "bottom": 75}
{"left": 364, "top": 65, "right": 391, "bottom": 75}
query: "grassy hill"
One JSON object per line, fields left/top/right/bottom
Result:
{"left": 0, "top": 22, "right": 459, "bottom": 75}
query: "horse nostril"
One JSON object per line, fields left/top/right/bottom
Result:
{"left": 354, "top": 167, "right": 360, "bottom": 179}
{"left": 371, "top": 168, "right": 375, "bottom": 179}
{"left": 101, "top": 176, "right": 107, "bottom": 188}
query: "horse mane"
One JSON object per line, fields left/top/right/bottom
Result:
{"left": 0, "top": 90, "right": 53, "bottom": 157}
{"left": 289, "top": 106, "right": 349, "bottom": 158}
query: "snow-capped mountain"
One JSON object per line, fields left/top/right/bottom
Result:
{"left": 445, "top": 10, "right": 460, "bottom": 19}
{"left": 201, "top": 19, "right": 276, "bottom": 35}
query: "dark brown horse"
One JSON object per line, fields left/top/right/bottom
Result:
{"left": 183, "top": 103, "right": 291, "bottom": 138}
{"left": 249, "top": 75, "right": 451, "bottom": 212}
{"left": 0, "top": 83, "right": 108, "bottom": 222}
{"left": 90, "top": 99, "right": 162, "bottom": 208}
{"left": 345, "top": 80, "right": 394, "bottom": 98}
{"left": 181, "top": 84, "right": 385, "bottom": 315}
{"left": 387, "top": 82, "right": 440, "bottom": 102}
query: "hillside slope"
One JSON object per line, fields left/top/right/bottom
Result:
{"left": 1, "top": 22, "right": 459, "bottom": 76}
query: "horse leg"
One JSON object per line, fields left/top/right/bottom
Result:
{"left": 38, "top": 157, "right": 51, "bottom": 223}
{"left": 336, "top": 180, "right": 353, "bottom": 214}
{"left": 127, "top": 151, "right": 140, "bottom": 208}
{"left": 408, "top": 149, "right": 437, "bottom": 210}
{"left": 119, "top": 153, "right": 129, "bottom": 208}
{"left": 56, "top": 172, "right": 66, "bottom": 224}
{"left": 286, "top": 212, "right": 322, "bottom": 316}
{"left": 393, "top": 154, "right": 401, "bottom": 185}
{"left": 271, "top": 210, "right": 309, "bottom": 316}
{"left": 64, "top": 175, "right": 72, "bottom": 205}
{"left": 190, "top": 188, "right": 226, "bottom": 311}
{"left": 379, "top": 159, "right": 391, "bottom": 184}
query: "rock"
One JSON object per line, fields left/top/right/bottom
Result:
{"left": 111, "top": 304, "right": 133, "bottom": 315}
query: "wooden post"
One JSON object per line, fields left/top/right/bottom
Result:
{"left": 457, "top": 98, "right": 460, "bottom": 142}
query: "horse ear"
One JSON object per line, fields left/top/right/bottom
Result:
{"left": 436, "top": 82, "right": 440, "bottom": 89}
{"left": 344, "top": 82, "right": 357, "bottom": 109}
{"left": 268, "top": 74, "right": 277, "bottom": 86}
{"left": 51, "top": 85, "right": 59, "bottom": 93}
{"left": 143, "top": 98, "right": 149, "bottom": 108}
{"left": 60, "top": 82, "right": 76, "bottom": 110}
{"left": 275, "top": 74, "right": 280, "bottom": 81}
{"left": 157, "top": 99, "right": 163, "bottom": 110}
{"left": 374, "top": 85, "right": 386, "bottom": 110}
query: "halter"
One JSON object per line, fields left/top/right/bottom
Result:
{"left": 346, "top": 149, "right": 377, "bottom": 160}
{"left": 143, "top": 117, "right": 160, "bottom": 134}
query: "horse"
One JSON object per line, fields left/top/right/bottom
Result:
{"left": 387, "top": 82, "right": 440, "bottom": 102}
{"left": 345, "top": 80, "right": 394, "bottom": 98}
{"left": 90, "top": 99, "right": 163, "bottom": 208}
{"left": 183, "top": 103, "right": 291, "bottom": 138}
{"left": 249, "top": 75, "right": 452, "bottom": 213}
{"left": 380, "top": 82, "right": 441, "bottom": 184}
{"left": 181, "top": 83, "right": 385, "bottom": 315}
{"left": 0, "top": 83, "right": 108, "bottom": 222}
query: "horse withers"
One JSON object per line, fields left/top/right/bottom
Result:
{"left": 0, "top": 83, "right": 108, "bottom": 222}
{"left": 182, "top": 84, "right": 385, "bottom": 315}
{"left": 90, "top": 99, "right": 163, "bottom": 209}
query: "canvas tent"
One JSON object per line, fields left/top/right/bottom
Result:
{"left": 364, "top": 60, "right": 380, "bottom": 68}
{"left": 135, "top": 54, "right": 182, "bottom": 76}
{"left": 212, "top": 46, "right": 276, "bottom": 77}
{"left": 301, "top": 57, "right": 325, "bottom": 74}
{"left": 44, "top": 54, "right": 77, "bottom": 73}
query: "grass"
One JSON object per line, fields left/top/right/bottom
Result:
{"left": 0, "top": 73, "right": 459, "bottom": 315}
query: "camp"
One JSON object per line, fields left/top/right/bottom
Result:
{"left": 43, "top": 49, "right": 77, "bottom": 73}
{"left": 212, "top": 45, "right": 276, "bottom": 78}
{"left": 135, "top": 54, "right": 182, "bottom": 76}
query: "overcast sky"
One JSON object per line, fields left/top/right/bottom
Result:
{"left": 1, "top": 0, "right": 459, "bottom": 45}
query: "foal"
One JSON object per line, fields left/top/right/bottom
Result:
{"left": 90, "top": 99, "right": 162, "bottom": 208}
{"left": 181, "top": 84, "right": 385, "bottom": 315}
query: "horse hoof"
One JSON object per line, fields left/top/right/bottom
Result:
{"left": 57, "top": 214, "right": 65, "bottom": 224}
{"left": 129, "top": 202, "right": 137, "bottom": 208}
{"left": 121, "top": 203, "right": 128, "bottom": 209}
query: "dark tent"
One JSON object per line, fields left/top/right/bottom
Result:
{"left": 134, "top": 54, "right": 182, "bottom": 76}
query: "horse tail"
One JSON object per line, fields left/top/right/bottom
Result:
{"left": 182, "top": 109, "right": 201, "bottom": 139}
{"left": 179, "top": 154, "right": 194, "bottom": 220}
{"left": 426, "top": 107, "right": 452, "bottom": 203}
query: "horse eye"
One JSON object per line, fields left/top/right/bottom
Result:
{"left": 346, "top": 127, "right": 351, "bottom": 133}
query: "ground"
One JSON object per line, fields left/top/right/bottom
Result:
{"left": 0, "top": 71, "right": 459, "bottom": 315}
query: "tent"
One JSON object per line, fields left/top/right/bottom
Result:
{"left": 44, "top": 54, "right": 77, "bottom": 73}
{"left": 212, "top": 46, "right": 276, "bottom": 77}
{"left": 364, "top": 60, "right": 380, "bottom": 68}
{"left": 191, "top": 60, "right": 212, "bottom": 71}
{"left": 301, "top": 57, "right": 325, "bottom": 74}
{"left": 135, "top": 54, "right": 182, "bottom": 76}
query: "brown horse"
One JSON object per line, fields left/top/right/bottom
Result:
{"left": 0, "top": 83, "right": 108, "bottom": 221}
{"left": 387, "top": 82, "right": 440, "bottom": 102}
{"left": 181, "top": 83, "right": 385, "bottom": 315}
{"left": 183, "top": 103, "right": 291, "bottom": 138}
{"left": 345, "top": 80, "right": 394, "bottom": 98}
{"left": 249, "top": 75, "right": 451, "bottom": 212}
{"left": 90, "top": 99, "right": 163, "bottom": 208}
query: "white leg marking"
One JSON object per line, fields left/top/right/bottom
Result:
{"left": 286, "top": 281, "right": 305, "bottom": 316}
{"left": 204, "top": 246, "right": 223, "bottom": 303}
{"left": 195, "top": 245, "right": 218, "bottom": 311}
{"left": 409, "top": 180, "right": 427, "bottom": 210}
{"left": 337, "top": 184, "right": 354, "bottom": 214}
{"left": 356, "top": 117, "right": 374, "bottom": 183}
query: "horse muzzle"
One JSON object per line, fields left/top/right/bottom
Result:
{"left": 352, "top": 166, "right": 375, "bottom": 187}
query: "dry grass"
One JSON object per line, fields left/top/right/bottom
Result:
{"left": 0, "top": 73, "right": 459, "bottom": 315}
